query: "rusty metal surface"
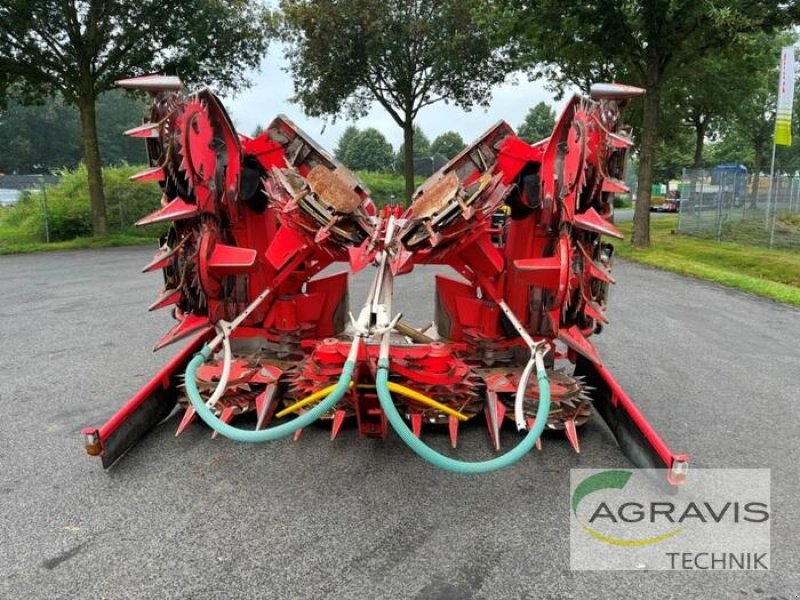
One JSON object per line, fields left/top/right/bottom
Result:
{"left": 409, "top": 170, "right": 460, "bottom": 219}
{"left": 306, "top": 164, "right": 363, "bottom": 214}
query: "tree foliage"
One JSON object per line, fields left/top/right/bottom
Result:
{"left": 280, "top": 0, "right": 513, "bottom": 202}
{"left": 0, "top": 90, "right": 149, "bottom": 173}
{"left": 430, "top": 131, "right": 466, "bottom": 158}
{"left": 334, "top": 126, "right": 361, "bottom": 164}
{"left": 0, "top": 0, "right": 272, "bottom": 235}
{"left": 517, "top": 101, "right": 555, "bottom": 143}
{"left": 508, "top": 0, "right": 800, "bottom": 247}
{"left": 334, "top": 126, "right": 395, "bottom": 171}
{"left": 662, "top": 32, "right": 790, "bottom": 168}
{"left": 396, "top": 126, "right": 431, "bottom": 164}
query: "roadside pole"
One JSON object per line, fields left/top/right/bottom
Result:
{"left": 716, "top": 170, "right": 725, "bottom": 241}
{"left": 40, "top": 176, "right": 50, "bottom": 243}
{"left": 769, "top": 45, "right": 796, "bottom": 248}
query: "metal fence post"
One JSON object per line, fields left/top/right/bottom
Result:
{"left": 716, "top": 170, "right": 724, "bottom": 241}
{"left": 741, "top": 171, "right": 747, "bottom": 222}
{"left": 40, "top": 176, "right": 50, "bottom": 243}
{"left": 697, "top": 171, "right": 703, "bottom": 232}
{"left": 678, "top": 168, "right": 686, "bottom": 232}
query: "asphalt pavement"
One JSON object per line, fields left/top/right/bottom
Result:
{"left": 613, "top": 208, "right": 673, "bottom": 222}
{"left": 1, "top": 246, "right": 798, "bottom": 599}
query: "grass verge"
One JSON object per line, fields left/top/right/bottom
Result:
{"left": 0, "top": 233, "right": 155, "bottom": 255}
{"left": 615, "top": 216, "right": 800, "bottom": 308}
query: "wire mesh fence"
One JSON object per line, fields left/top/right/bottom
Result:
{"left": 677, "top": 168, "right": 800, "bottom": 251}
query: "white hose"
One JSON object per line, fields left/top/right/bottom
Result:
{"left": 205, "top": 322, "right": 233, "bottom": 409}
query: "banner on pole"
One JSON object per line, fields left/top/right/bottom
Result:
{"left": 775, "top": 46, "right": 795, "bottom": 147}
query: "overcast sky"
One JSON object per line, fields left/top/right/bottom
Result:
{"left": 221, "top": 44, "right": 571, "bottom": 151}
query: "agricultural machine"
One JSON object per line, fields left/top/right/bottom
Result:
{"left": 82, "top": 75, "right": 688, "bottom": 482}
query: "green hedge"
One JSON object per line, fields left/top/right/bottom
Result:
{"left": 3, "top": 167, "right": 629, "bottom": 245}
{"left": 0, "top": 164, "right": 161, "bottom": 243}
{"left": 356, "top": 171, "right": 424, "bottom": 207}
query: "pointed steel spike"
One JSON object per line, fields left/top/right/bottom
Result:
{"left": 330, "top": 410, "right": 347, "bottom": 441}
{"left": 448, "top": 415, "right": 459, "bottom": 449}
{"left": 512, "top": 255, "right": 562, "bottom": 288}
{"left": 390, "top": 247, "right": 414, "bottom": 276}
{"left": 590, "top": 82, "right": 645, "bottom": 100}
{"left": 558, "top": 325, "right": 601, "bottom": 364}
{"left": 135, "top": 197, "right": 198, "bottom": 226}
{"left": 124, "top": 121, "right": 162, "bottom": 138}
{"left": 483, "top": 391, "right": 502, "bottom": 451}
{"left": 293, "top": 427, "right": 304, "bottom": 442}
{"left": 153, "top": 314, "right": 212, "bottom": 352}
{"left": 584, "top": 301, "right": 609, "bottom": 325}
{"left": 175, "top": 405, "right": 197, "bottom": 437}
{"left": 564, "top": 418, "right": 580, "bottom": 453}
{"left": 526, "top": 417, "right": 542, "bottom": 451}
{"left": 348, "top": 239, "right": 373, "bottom": 273}
{"left": 496, "top": 400, "right": 506, "bottom": 424}
{"left": 411, "top": 413, "right": 423, "bottom": 438}
{"left": 314, "top": 227, "right": 331, "bottom": 244}
{"left": 130, "top": 165, "right": 166, "bottom": 183}
{"left": 149, "top": 288, "right": 181, "bottom": 312}
{"left": 573, "top": 206, "right": 624, "bottom": 239}
{"left": 601, "top": 178, "right": 630, "bottom": 195}
{"left": 117, "top": 74, "right": 183, "bottom": 92}
{"left": 212, "top": 406, "right": 235, "bottom": 440}
{"left": 207, "top": 243, "right": 258, "bottom": 275}
{"left": 608, "top": 132, "right": 634, "bottom": 149}
{"left": 142, "top": 246, "right": 172, "bottom": 273}
{"left": 255, "top": 384, "right": 279, "bottom": 430}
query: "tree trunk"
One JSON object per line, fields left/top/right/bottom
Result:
{"left": 402, "top": 122, "right": 415, "bottom": 205}
{"left": 749, "top": 141, "right": 762, "bottom": 209}
{"left": 692, "top": 119, "right": 706, "bottom": 168}
{"left": 633, "top": 80, "right": 661, "bottom": 248}
{"left": 78, "top": 87, "right": 108, "bottom": 236}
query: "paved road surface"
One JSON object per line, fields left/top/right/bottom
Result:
{"left": 614, "top": 208, "right": 673, "bottom": 222}
{"left": 1, "top": 247, "right": 798, "bottom": 599}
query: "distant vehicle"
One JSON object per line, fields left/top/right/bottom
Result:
{"left": 650, "top": 190, "right": 681, "bottom": 213}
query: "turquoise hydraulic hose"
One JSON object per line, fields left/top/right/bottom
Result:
{"left": 184, "top": 345, "right": 355, "bottom": 442}
{"left": 375, "top": 358, "right": 551, "bottom": 474}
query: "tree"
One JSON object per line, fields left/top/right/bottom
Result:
{"left": 663, "top": 32, "right": 788, "bottom": 169}
{"left": 0, "top": 0, "right": 271, "bottom": 235}
{"left": 430, "top": 131, "right": 465, "bottom": 158}
{"left": 0, "top": 91, "right": 79, "bottom": 172}
{"left": 517, "top": 101, "right": 555, "bottom": 143}
{"left": 727, "top": 80, "right": 777, "bottom": 205}
{"left": 507, "top": 1, "right": 799, "bottom": 247}
{"left": 0, "top": 88, "right": 147, "bottom": 172}
{"left": 94, "top": 91, "right": 150, "bottom": 165}
{"left": 396, "top": 126, "right": 431, "bottom": 167}
{"left": 349, "top": 128, "right": 395, "bottom": 171}
{"left": 280, "top": 0, "right": 513, "bottom": 202}
{"left": 252, "top": 124, "right": 265, "bottom": 137}
{"left": 334, "top": 125, "right": 361, "bottom": 166}
{"left": 334, "top": 125, "right": 395, "bottom": 171}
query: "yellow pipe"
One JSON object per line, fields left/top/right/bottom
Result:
{"left": 359, "top": 383, "right": 468, "bottom": 421}
{"left": 276, "top": 381, "right": 468, "bottom": 422}
{"left": 275, "top": 382, "right": 354, "bottom": 418}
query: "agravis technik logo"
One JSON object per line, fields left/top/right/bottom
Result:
{"left": 571, "top": 470, "right": 682, "bottom": 547}
{"left": 569, "top": 469, "right": 771, "bottom": 571}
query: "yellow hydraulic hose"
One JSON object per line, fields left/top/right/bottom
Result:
{"left": 360, "top": 384, "right": 469, "bottom": 422}
{"left": 275, "top": 381, "right": 468, "bottom": 422}
{"left": 275, "top": 382, "right": 355, "bottom": 418}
